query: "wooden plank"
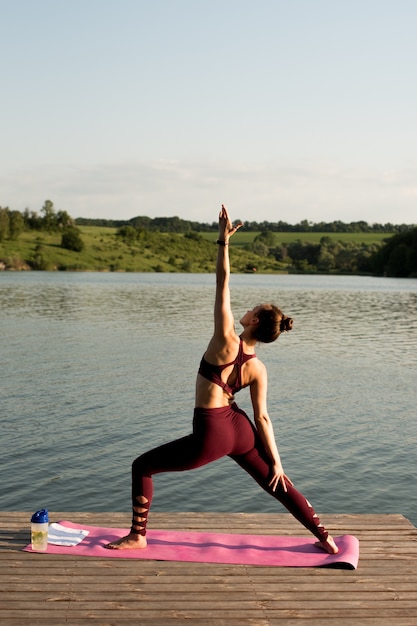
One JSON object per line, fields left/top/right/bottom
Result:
{"left": 1, "top": 512, "right": 416, "bottom": 625}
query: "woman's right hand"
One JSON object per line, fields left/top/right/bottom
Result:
{"left": 268, "top": 462, "right": 294, "bottom": 493}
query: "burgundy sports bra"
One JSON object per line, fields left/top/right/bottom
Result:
{"left": 198, "top": 339, "right": 256, "bottom": 395}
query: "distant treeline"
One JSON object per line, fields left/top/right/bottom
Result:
{"left": 75, "top": 215, "right": 415, "bottom": 234}
{"left": 1, "top": 201, "right": 417, "bottom": 277}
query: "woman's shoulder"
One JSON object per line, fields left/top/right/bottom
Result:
{"left": 247, "top": 355, "right": 267, "bottom": 378}
{"left": 204, "top": 332, "right": 240, "bottom": 363}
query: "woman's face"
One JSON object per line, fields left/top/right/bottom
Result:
{"left": 239, "top": 305, "right": 263, "bottom": 327}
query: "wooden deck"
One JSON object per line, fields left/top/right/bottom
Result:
{"left": 1, "top": 511, "right": 417, "bottom": 625}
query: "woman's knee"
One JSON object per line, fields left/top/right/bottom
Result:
{"left": 132, "top": 454, "right": 149, "bottom": 476}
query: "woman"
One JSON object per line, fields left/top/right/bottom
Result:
{"left": 106, "top": 205, "right": 338, "bottom": 554}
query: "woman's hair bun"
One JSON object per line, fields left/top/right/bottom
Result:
{"left": 280, "top": 316, "right": 294, "bottom": 333}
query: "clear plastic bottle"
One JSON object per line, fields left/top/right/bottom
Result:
{"left": 31, "top": 509, "right": 49, "bottom": 551}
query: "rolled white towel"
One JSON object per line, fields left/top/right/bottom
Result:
{"left": 48, "top": 522, "right": 89, "bottom": 546}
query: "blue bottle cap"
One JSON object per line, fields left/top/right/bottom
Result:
{"left": 31, "top": 509, "right": 49, "bottom": 523}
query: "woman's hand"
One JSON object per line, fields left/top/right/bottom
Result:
{"left": 268, "top": 462, "right": 294, "bottom": 493}
{"left": 219, "top": 204, "right": 242, "bottom": 242}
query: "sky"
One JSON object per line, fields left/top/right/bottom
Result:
{"left": 1, "top": 0, "right": 417, "bottom": 225}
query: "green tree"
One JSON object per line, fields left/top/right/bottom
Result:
{"left": 0, "top": 208, "right": 10, "bottom": 241}
{"left": 41, "top": 200, "right": 58, "bottom": 232}
{"left": 287, "top": 240, "right": 320, "bottom": 268}
{"left": 356, "top": 245, "right": 379, "bottom": 273}
{"left": 117, "top": 225, "right": 138, "bottom": 243}
{"left": 335, "top": 242, "right": 358, "bottom": 272}
{"left": 296, "top": 219, "right": 311, "bottom": 232}
{"left": 23, "top": 208, "right": 42, "bottom": 230}
{"left": 386, "top": 243, "right": 410, "bottom": 277}
{"left": 247, "top": 240, "right": 270, "bottom": 257}
{"left": 61, "top": 228, "right": 84, "bottom": 252}
{"left": 372, "top": 228, "right": 417, "bottom": 277}
{"left": 254, "top": 230, "right": 276, "bottom": 247}
{"left": 317, "top": 245, "right": 336, "bottom": 271}
{"left": 272, "top": 244, "right": 289, "bottom": 262}
{"left": 9, "top": 210, "right": 25, "bottom": 240}
{"left": 31, "top": 243, "right": 48, "bottom": 270}
{"left": 56, "top": 210, "right": 73, "bottom": 229}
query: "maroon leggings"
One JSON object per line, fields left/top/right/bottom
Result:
{"left": 130, "top": 403, "right": 329, "bottom": 542}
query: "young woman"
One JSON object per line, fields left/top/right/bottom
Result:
{"left": 106, "top": 205, "right": 338, "bottom": 554}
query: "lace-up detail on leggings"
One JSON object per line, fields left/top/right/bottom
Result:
{"left": 131, "top": 495, "right": 149, "bottom": 536}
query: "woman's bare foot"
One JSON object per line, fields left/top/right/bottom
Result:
{"left": 104, "top": 533, "right": 147, "bottom": 550}
{"left": 315, "top": 535, "right": 339, "bottom": 554}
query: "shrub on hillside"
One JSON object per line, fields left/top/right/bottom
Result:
{"left": 61, "top": 228, "right": 84, "bottom": 252}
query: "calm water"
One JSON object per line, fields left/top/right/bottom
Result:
{"left": 1, "top": 272, "right": 417, "bottom": 528}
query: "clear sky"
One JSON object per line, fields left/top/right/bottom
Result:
{"left": 2, "top": 0, "right": 417, "bottom": 225}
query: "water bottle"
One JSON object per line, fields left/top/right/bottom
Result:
{"left": 31, "top": 509, "right": 49, "bottom": 551}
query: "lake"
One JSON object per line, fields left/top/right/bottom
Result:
{"left": 1, "top": 271, "right": 417, "bottom": 529}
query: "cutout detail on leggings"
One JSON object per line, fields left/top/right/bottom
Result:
{"left": 131, "top": 495, "right": 149, "bottom": 536}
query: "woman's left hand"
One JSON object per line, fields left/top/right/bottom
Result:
{"left": 268, "top": 462, "right": 294, "bottom": 493}
{"left": 219, "top": 204, "right": 242, "bottom": 241}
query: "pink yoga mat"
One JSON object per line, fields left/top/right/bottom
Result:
{"left": 24, "top": 520, "right": 360, "bottom": 569}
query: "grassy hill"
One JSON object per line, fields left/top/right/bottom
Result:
{"left": 0, "top": 226, "right": 390, "bottom": 273}
{"left": 0, "top": 226, "right": 281, "bottom": 272}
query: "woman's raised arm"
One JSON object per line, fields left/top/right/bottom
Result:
{"left": 213, "top": 205, "right": 242, "bottom": 339}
